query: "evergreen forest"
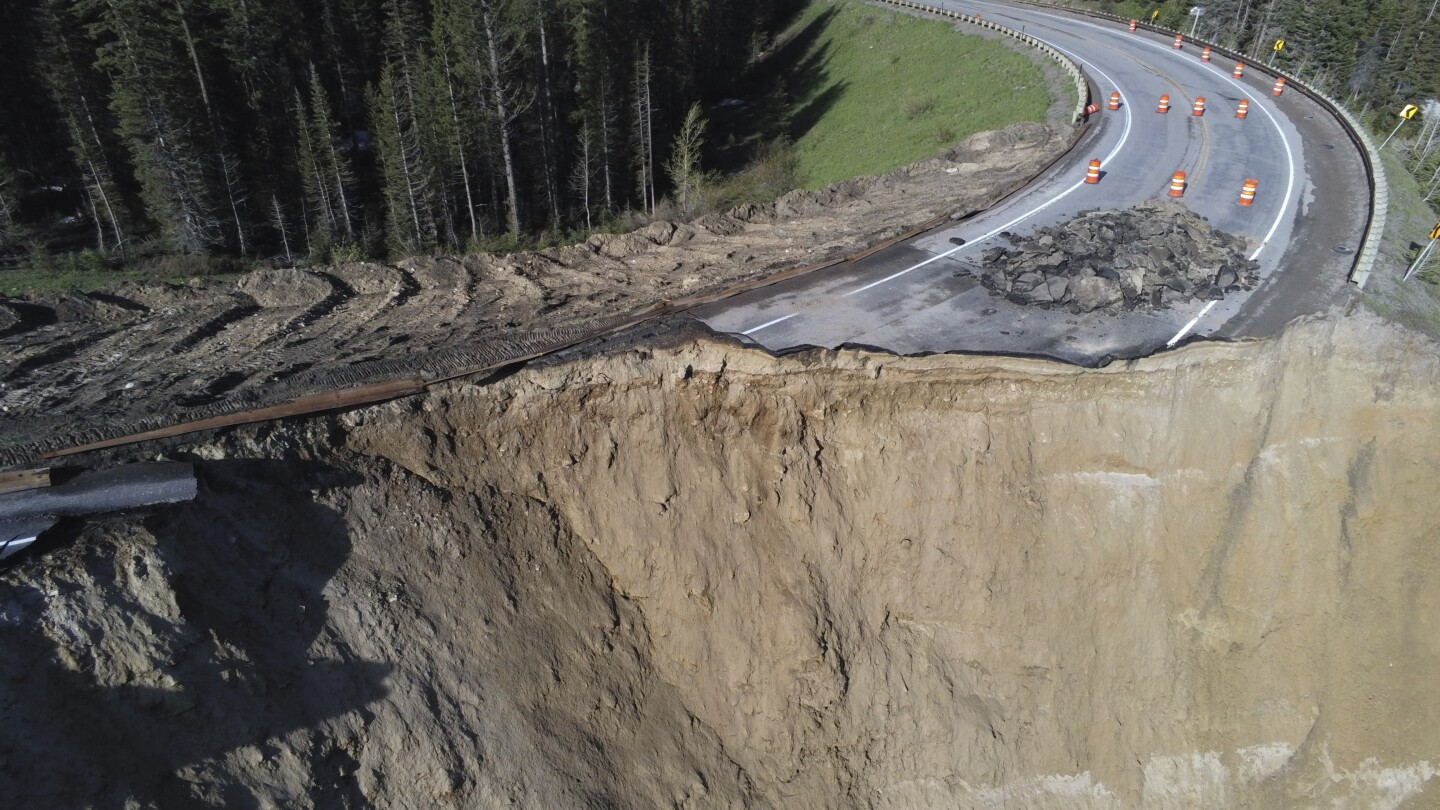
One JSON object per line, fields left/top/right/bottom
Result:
{"left": 0, "top": 0, "right": 803, "bottom": 266}
{"left": 1, "top": 0, "right": 1437, "bottom": 272}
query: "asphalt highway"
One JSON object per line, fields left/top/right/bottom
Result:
{"left": 694, "top": 0, "right": 1369, "bottom": 364}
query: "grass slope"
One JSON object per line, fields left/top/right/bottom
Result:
{"left": 780, "top": 0, "right": 1052, "bottom": 189}
{"left": 1362, "top": 150, "right": 1440, "bottom": 336}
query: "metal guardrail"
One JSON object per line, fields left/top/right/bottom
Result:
{"left": 1013, "top": 1, "right": 1385, "bottom": 288}
{"left": 875, "top": 0, "right": 1091, "bottom": 124}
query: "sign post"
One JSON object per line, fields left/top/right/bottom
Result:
{"left": 1403, "top": 222, "right": 1440, "bottom": 281}
{"left": 1267, "top": 38, "right": 1285, "bottom": 65}
{"left": 1380, "top": 104, "right": 1422, "bottom": 152}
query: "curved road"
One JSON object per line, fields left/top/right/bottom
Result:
{"left": 695, "top": 0, "right": 1369, "bottom": 364}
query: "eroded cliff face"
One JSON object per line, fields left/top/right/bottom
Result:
{"left": 4, "top": 311, "right": 1438, "bottom": 808}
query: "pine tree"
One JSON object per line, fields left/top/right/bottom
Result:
{"left": 37, "top": 0, "right": 130, "bottom": 253}
{"left": 0, "top": 149, "right": 22, "bottom": 252}
{"left": 633, "top": 42, "right": 655, "bottom": 216}
{"left": 91, "top": 0, "right": 222, "bottom": 253}
{"left": 665, "top": 102, "right": 708, "bottom": 219}
{"left": 369, "top": 60, "right": 434, "bottom": 253}
{"left": 478, "top": 0, "right": 531, "bottom": 239}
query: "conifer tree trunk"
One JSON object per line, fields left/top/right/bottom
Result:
{"left": 481, "top": 3, "right": 524, "bottom": 239}
{"left": 439, "top": 48, "right": 480, "bottom": 243}
{"left": 537, "top": 10, "right": 561, "bottom": 225}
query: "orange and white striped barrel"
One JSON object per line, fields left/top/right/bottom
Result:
{"left": 1201, "top": 46, "right": 1212, "bottom": 62}
{"left": 1168, "top": 170, "right": 1186, "bottom": 197}
{"left": 1085, "top": 159, "right": 1101, "bottom": 184}
{"left": 1173, "top": 34, "right": 1183, "bottom": 49}
{"left": 1129, "top": 19, "right": 1137, "bottom": 32}
{"left": 1232, "top": 62, "right": 1245, "bottom": 79}
{"left": 1157, "top": 94, "right": 1171, "bottom": 113}
{"left": 1236, "top": 98, "right": 1250, "bottom": 118}
{"left": 974, "top": 12, "right": 981, "bottom": 19}
{"left": 1108, "top": 91, "right": 1121, "bottom": 110}
{"left": 1272, "top": 77, "right": 1286, "bottom": 96}
{"left": 1238, "top": 178, "right": 1258, "bottom": 206}
{"left": 1191, "top": 96, "right": 1206, "bottom": 116}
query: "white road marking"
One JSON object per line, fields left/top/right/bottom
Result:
{"left": 1166, "top": 300, "right": 1218, "bottom": 346}
{"left": 741, "top": 312, "right": 797, "bottom": 335}
{"left": 973, "top": 0, "right": 1299, "bottom": 260}
{"left": 839, "top": 46, "right": 1135, "bottom": 298}
{"left": 739, "top": 1, "right": 1299, "bottom": 341}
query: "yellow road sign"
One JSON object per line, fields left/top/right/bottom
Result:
{"left": 1401, "top": 104, "right": 1420, "bottom": 120}
{"left": 1151, "top": 9, "right": 1160, "bottom": 19}
{"left": 1272, "top": 39, "right": 1285, "bottom": 51}
{"left": 1431, "top": 222, "right": 1440, "bottom": 241}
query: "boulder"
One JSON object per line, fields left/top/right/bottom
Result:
{"left": 1071, "top": 276, "right": 1124, "bottom": 312}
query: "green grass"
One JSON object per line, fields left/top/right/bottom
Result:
{"left": 1361, "top": 150, "right": 1440, "bottom": 336}
{"left": 0, "top": 249, "right": 251, "bottom": 297}
{"left": 777, "top": 0, "right": 1053, "bottom": 189}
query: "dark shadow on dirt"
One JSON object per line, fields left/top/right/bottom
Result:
{"left": 0, "top": 458, "right": 388, "bottom": 808}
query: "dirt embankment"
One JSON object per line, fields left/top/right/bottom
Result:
{"left": 0, "top": 123, "right": 1070, "bottom": 464}
{"left": 4, "top": 310, "right": 1438, "bottom": 808}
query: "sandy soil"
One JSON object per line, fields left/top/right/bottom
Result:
{"left": 0, "top": 122, "right": 1073, "bottom": 468}
{"left": 3, "top": 310, "right": 1437, "bottom": 808}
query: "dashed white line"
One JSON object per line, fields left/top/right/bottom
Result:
{"left": 741, "top": 313, "right": 798, "bottom": 335}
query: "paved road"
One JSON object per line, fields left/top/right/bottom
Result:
{"left": 695, "top": 0, "right": 1368, "bottom": 364}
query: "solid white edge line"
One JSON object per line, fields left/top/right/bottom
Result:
{"left": 1166, "top": 299, "right": 1218, "bottom": 346}
{"left": 840, "top": 44, "right": 1135, "bottom": 299}
{"left": 973, "top": 0, "right": 1299, "bottom": 261}
{"left": 741, "top": 312, "right": 798, "bottom": 335}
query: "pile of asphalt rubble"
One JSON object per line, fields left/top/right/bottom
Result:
{"left": 975, "top": 201, "right": 1259, "bottom": 313}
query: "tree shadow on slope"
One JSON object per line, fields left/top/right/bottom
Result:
{"left": 709, "top": 7, "right": 848, "bottom": 173}
{"left": 0, "top": 459, "right": 389, "bottom": 809}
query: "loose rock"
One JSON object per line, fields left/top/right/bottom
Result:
{"left": 972, "top": 201, "right": 1259, "bottom": 313}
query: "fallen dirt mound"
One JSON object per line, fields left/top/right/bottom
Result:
{"left": 3, "top": 313, "right": 1438, "bottom": 807}
{"left": 977, "top": 201, "right": 1260, "bottom": 312}
{"left": 0, "top": 122, "right": 1073, "bottom": 465}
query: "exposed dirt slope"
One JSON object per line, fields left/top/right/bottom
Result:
{"left": 4, "top": 310, "right": 1437, "bottom": 808}
{"left": 0, "top": 123, "right": 1070, "bottom": 463}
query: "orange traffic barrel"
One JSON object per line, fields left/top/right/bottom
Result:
{"left": 1233, "top": 62, "right": 1245, "bottom": 79}
{"left": 1192, "top": 96, "right": 1206, "bottom": 116}
{"left": 1236, "top": 98, "right": 1250, "bottom": 118}
{"left": 1084, "top": 102, "right": 1100, "bottom": 116}
{"left": 1157, "top": 93, "right": 1171, "bottom": 113}
{"left": 1085, "top": 159, "right": 1101, "bottom": 184}
{"left": 1272, "top": 77, "right": 1286, "bottom": 96}
{"left": 1129, "top": 19, "right": 1137, "bottom": 32}
{"left": 974, "top": 12, "right": 981, "bottom": 19}
{"left": 1202, "top": 46, "right": 1212, "bottom": 62}
{"left": 1168, "top": 170, "right": 1186, "bottom": 197}
{"left": 1108, "top": 91, "right": 1121, "bottom": 110}
{"left": 1238, "top": 178, "right": 1258, "bottom": 206}
{"left": 1173, "top": 34, "right": 1183, "bottom": 49}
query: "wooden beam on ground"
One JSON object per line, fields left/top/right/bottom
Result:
{"left": 0, "top": 468, "right": 51, "bottom": 495}
{"left": 42, "top": 376, "right": 428, "bottom": 460}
